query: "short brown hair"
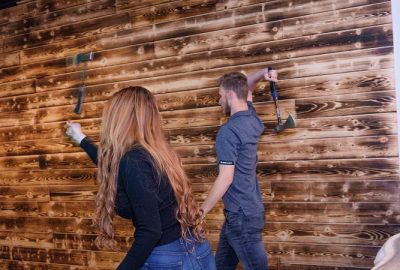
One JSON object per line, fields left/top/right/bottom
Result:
{"left": 218, "top": 72, "right": 248, "bottom": 100}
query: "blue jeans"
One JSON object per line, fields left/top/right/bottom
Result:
{"left": 216, "top": 209, "right": 268, "bottom": 270}
{"left": 140, "top": 237, "right": 216, "bottom": 270}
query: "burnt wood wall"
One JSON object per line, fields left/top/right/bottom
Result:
{"left": 0, "top": 0, "right": 398, "bottom": 269}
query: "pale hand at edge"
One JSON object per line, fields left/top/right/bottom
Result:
{"left": 65, "top": 121, "right": 86, "bottom": 145}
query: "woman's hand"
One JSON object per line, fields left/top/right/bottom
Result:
{"left": 65, "top": 121, "right": 86, "bottom": 145}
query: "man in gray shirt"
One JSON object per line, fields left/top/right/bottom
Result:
{"left": 201, "top": 68, "right": 277, "bottom": 270}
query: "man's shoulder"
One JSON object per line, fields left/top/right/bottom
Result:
{"left": 216, "top": 123, "right": 242, "bottom": 148}
{"left": 217, "top": 122, "right": 237, "bottom": 137}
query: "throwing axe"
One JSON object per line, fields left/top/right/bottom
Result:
{"left": 266, "top": 67, "right": 296, "bottom": 133}
{"left": 66, "top": 52, "right": 94, "bottom": 114}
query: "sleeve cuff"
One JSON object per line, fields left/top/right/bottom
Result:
{"left": 79, "top": 136, "right": 88, "bottom": 146}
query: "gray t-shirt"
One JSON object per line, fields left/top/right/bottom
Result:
{"left": 215, "top": 101, "right": 265, "bottom": 215}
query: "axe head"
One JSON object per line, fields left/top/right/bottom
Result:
{"left": 275, "top": 114, "right": 296, "bottom": 133}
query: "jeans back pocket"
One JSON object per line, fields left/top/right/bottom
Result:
{"left": 196, "top": 241, "right": 216, "bottom": 270}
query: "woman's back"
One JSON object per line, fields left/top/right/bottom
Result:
{"left": 116, "top": 147, "right": 182, "bottom": 243}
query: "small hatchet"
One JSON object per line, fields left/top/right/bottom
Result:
{"left": 267, "top": 67, "right": 296, "bottom": 133}
{"left": 66, "top": 52, "right": 94, "bottom": 114}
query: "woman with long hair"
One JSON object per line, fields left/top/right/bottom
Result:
{"left": 65, "top": 86, "right": 216, "bottom": 270}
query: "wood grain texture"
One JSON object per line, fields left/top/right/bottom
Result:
{"left": 2, "top": 23, "right": 391, "bottom": 88}
{"left": 3, "top": 12, "right": 133, "bottom": 53}
{"left": 0, "top": 0, "right": 398, "bottom": 269}
{"left": 31, "top": 46, "right": 393, "bottom": 93}
{"left": 0, "top": 79, "right": 36, "bottom": 99}
{"left": 0, "top": 260, "right": 89, "bottom": 270}
{"left": 0, "top": 0, "right": 102, "bottom": 25}
{"left": 2, "top": 66, "right": 394, "bottom": 116}
{"left": 0, "top": 0, "right": 116, "bottom": 38}
{"left": 263, "top": 223, "right": 400, "bottom": 246}
{"left": 264, "top": 202, "right": 400, "bottom": 224}
{"left": 0, "top": 169, "right": 96, "bottom": 186}
{"left": 15, "top": 1, "right": 391, "bottom": 65}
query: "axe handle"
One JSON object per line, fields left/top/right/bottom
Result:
{"left": 270, "top": 81, "right": 279, "bottom": 101}
{"left": 267, "top": 67, "right": 280, "bottom": 101}
{"left": 74, "top": 86, "right": 85, "bottom": 114}
{"left": 267, "top": 67, "right": 283, "bottom": 125}
{"left": 273, "top": 99, "right": 283, "bottom": 126}
{"left": 269, "top": 80, "right": 283, "bottom": 126}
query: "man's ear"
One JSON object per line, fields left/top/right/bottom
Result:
{"left": 226, "top": 90, "right": 234, "bottom": 99}
{"left": 229, "top": 90, "right": 240, "bottom": 103}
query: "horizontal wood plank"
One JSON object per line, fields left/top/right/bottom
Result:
{"left": 0, "top": 260, "right": 89, "bottom": 270}
{"left": 0, "top": 0, "right": 116, "bottom": 38}
{"left": 264, "top": 202, "right": 400, "bottom": 224}
{"left": 269, "top": 181, "right": 400, "bottom": 203}
{"left": 0, "top": 186, "right": 49, "bottom": 202}
{"left": 0, "top": 231, "right": 53, "bottom": 248}
{"left": 265, "top": 242, "right": 378, "bottom": 268}
{"left": 53, "top": 233, "right": 132, "bottom": 251}
{"left": 0, "top": 169, "right": 97, "bottom": 186}
{"left": 296, "top": 90, "right": 396, "bottom": 119}
{"left": 12, "top": 246, "right": 89, "bottom": 265}
{"left": 44, "top": 201, "right": 95, "bottom": 218}
{"left": 49, "top": 185, "right": 97, "bottom": 201}
{"left": 264, "top": 222, "right": 400, "bottom": 246}
{"left": 0, "top": 201, "right": 44, "bottom": 217}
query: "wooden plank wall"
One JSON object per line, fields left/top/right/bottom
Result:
{"left": 0, "top": 0, "right": 398, "bottom": 269}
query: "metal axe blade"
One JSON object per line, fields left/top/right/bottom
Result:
{"left": 275, "top": 113, "right": 296, "bottom": 133}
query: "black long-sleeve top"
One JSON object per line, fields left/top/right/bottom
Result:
{"left": 80, "top": 138, "right": 181, "bottom": 269}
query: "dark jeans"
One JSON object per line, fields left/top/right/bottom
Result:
{"left": 216, "top": 209, "right": 268, "bottom": 270}
{"left": 140, "top": 237, "right": 216, "bottom": 270}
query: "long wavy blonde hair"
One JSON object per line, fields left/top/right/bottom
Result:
{"left": 93, "top": 86, "right": 205, "bottom": 250}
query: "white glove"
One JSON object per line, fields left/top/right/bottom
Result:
{"left": 65, "top": 121, "right": 86, "bottom": 145}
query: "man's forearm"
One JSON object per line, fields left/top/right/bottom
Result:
{"left": 247, "top": 68, "right": 268, "bottom": 93}
{"left": 201, "top": 175, "right": 232, "bottom": 215}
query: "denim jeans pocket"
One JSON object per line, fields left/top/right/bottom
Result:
{"left": 142, "top": 261, "right": 183, "bottom": 270}
{"left": 243, "top": 213, "right": 265, "bottom": 234}
{"left": 196, "top": 241, "right": 216, "bottom": 270}
{"left": 224, "top": 209, "right": 243, "bottom": 234}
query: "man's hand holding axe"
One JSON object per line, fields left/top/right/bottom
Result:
{"left": 248, "top": 67, "right": 296, "bottom": 133}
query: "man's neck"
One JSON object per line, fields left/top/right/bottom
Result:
{"left": 230, "top": 100, "right": 248, "bottom": 116}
